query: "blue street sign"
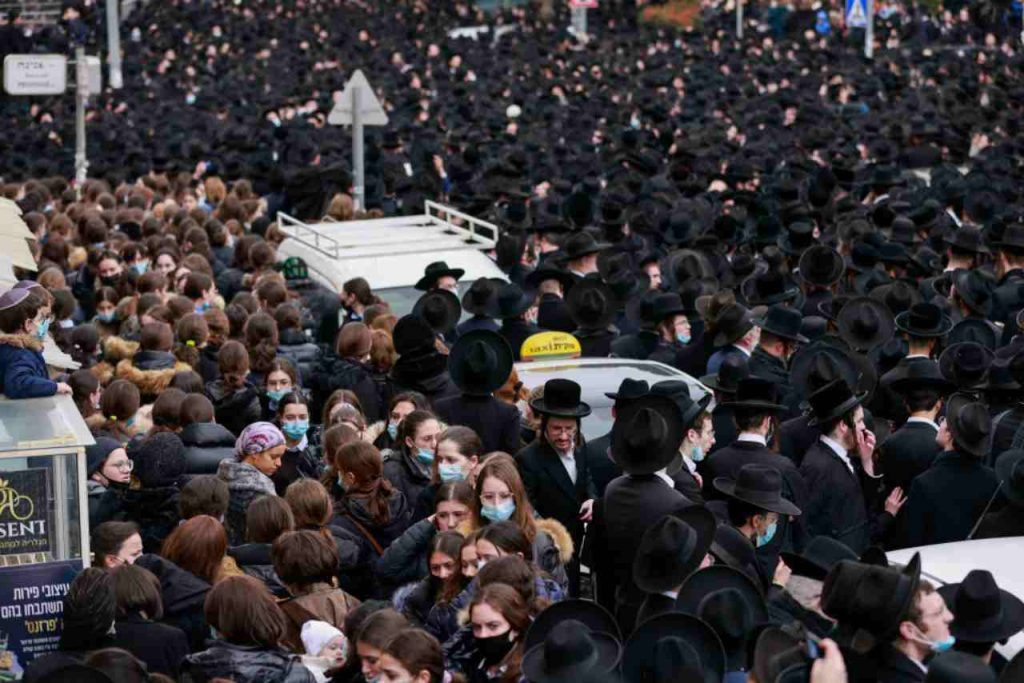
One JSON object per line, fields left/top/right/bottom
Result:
{"left": 846, "top": 0, "right": 868, "bottom": 28}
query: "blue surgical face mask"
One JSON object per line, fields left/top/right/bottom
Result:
{"left": 690, "top": 445, "right": 705, "bottom": 463}
{"left": 439, "top": 463, "right": 467, "bottom": 483}
{"left": 676, "top": 332, "right": 691, "bottom": 344}
{"left": 195, "top": 301, "right": 211, "bottom": 314}
{"left": 266, "top": 388, "right": 288, "bottom": 403}
{"left": 415, "top": 447, "right": 434, "bottom": 465}
{"left": 133, "top": 260, "right": 149, "bottom": 275}
{"left": 35, "top": 318, "right": 51, "bottom": 340}
{"left": 913, "top": 625, "right": 955, "bottom": 653}
{"left": 756, "top": 519, "right": 778, "bottom": 548}
{"left": 282, "top": 420, "right": 309, "bottom": 441}
{"left": 96, "top": 311, "right": 116, "bottom": 323}
{"left": 481, "top": 499, "right": 516, "bottom": 522}
{"left": 387, "top": 422, "right": 399, "bottom": 440}
{"left": 186, "top": 93, "right": 196, "bottom": 105}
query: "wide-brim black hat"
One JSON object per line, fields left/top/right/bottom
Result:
{"left": 753, "top": 305, "right": 809, "bottom": 344}
{"left": 789, "top": 343, "right": 875, "bottom": 407}
{"left": 995, "top": 449, "right": 1024, "bottom": 505}
{"left": 412, "top": 289, "right": 461, "bottom": 335}
{"left": 713, "top": 304, "right": 756, "bottom": 347}
{"left": 894, "top": 303, "right": 953, "bottom": 338}
{"left": 945, "top": 226, "right": 990, "bottom": 254}
{"left": 721, "top": 377, "right": 786, "bottom": 412}
{"left": 525, "top": 263, "right": 577, "bottom": 291}
{"left": 949, "top": 319, "right": 997, "bottom": 351}
{"left": 798, "top": 244, "right": 845, "bottom": 287}
{"left": 880, "top": 359, "right": 954, "bottom": 395}
{"left": 806, "top": 378, "right": 867, "bottom": 427}
{"left": 604, "top": 378, "right": 650, "bottom": 402}
{"left": 949, "top": 400, "right": 992, "bottom": 459}
{"left": 414, "top": 261, "right": 466, "bottom": 291}
{"left": 836, "top": 297, "right": 895, "bottom": 353}
{"left": 461, "top": 277, "right": 503, "bottom": 316}
{"left": 521, "top": 621, "right": 621, "bottom": 683}
{"left": 953, "top": 270, "right": 995, "bottom": 317}
{"left": 561, "top": 232, "right": 613, "bottom": 261}
{"left": 531, "top": 378, "right": 591, "bottom": 418}
{"left": 567, "top": 277, "right": 617, "bottom": 330}
{"left": 939, "top": 342, "right": 994, "bottom": 390}
{"left": 622, "top": 613, "right": 725, "bottom": 683}
{"left": 781, "top": 536, "right": 859, "bottom": 581}
{"left": 821, "top": 553, "right": 921, "bottom": 645}
{"left": 700, "top": 354, "right": 750, "bottom": 395}
{"left": 490, "top": 282, "right": 536, "bottom": 320}
{"left": 525, "top": 600, "right": 622, "bottom": 652}
{"left": 633, "top": 506, "right": 717, "bottom": 594}
{"left": 611, "top": 395, "right": 685, "bottom": 475}
{"left": 713, "top": 463, "right": 802, "bottom": 516}
{"left": 447, "top": 330, "right": 514, "bottom": 397}
{"left": 937, "top": 570, "right": 1024, "bottom": 643}
{"left": 741, "top": 271, "right": 802, "bottom": 307}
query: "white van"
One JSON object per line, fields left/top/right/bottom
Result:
{"left": 275, "top": 201, "right": 507, "bottom": 316}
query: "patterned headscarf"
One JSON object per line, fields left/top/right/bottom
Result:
{"left": 235, "top": 422, "right": 285, "bottom": 459}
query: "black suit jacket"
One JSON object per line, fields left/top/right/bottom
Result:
{"left": 877, "top": 646, "right": 926, "bottom": 683}
{"left": 709, "top": 405, "right": 737, "bottom": 455}
{"left": 878, "top": 420, "right": 941, "bottom": 494}
{"left": 974, "top": 503, "right": 1024, "bottom": 540}
{"left": 590, "top": 474, "right": 695, "bottom": 634}
{"left": 433, "top": 393, "right": 520, "bottom": 456}
{"left": 583, "top": 431, "right": 620, "bottom": 497}
{"left": 500, "top": 319, "right": 542, "bottom": 361}
{"left": 799, "top": 440, "right": 892, "bottom": 554}
{"left": 573, "top": 327, "right": 618, "bottom": 358}
{"left": 748, "top": 347, "right": 792, "bottom": 409}
{"left": 992, "top": 405, "right": 1024, "bottom": 463}
{"left": 538, "top": 293, "right": 575, "bottom": 333}
{"left": 636, "top": 593, "right": 677, "bottom": 630}
{"left": 893, "top": 451, "right": 999, "bottom": 549}
{"left": 779, "top": 415, "right": 820, "bottom": 467}
{"left": 700, "top": 439, "right": 809, "bottom": 580}
{"left": 516, "top": 439, "right": 595, "bottom": 544}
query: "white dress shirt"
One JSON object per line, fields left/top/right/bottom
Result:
{"left": 905, "top": 416, "right": 939, "bottom": 431}
{"left": 737, "top": 432, "right": 768, "bottom": 446}
{"left": 558, "top": 449, "right": 577, "bottom": 485}
{"left": 819, "top": 434, "right": 855, "bottom": 474}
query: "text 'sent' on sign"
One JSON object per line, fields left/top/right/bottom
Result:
{"left": 3, "top": 55, "right": 68, "bottom": 96}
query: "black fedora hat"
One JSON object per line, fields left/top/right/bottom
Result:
{"left": 781, "top": 536, "right": 859, "bottom": 581}
{"left": 937, "top": 570, "right": 1024, "bottom": 643}
{"left": 412, "top": 289, "right": 461, "bottom": 336}
{"left": 789, "top": 343, "right": 873, "bottom": 407}
{"left": 491, "top": 282, "right": 536, "bottom": 320}
{"left": 752, "top": 626, "right": 811, "bottom": 683}
{"left": 531, "top": 378, "right": 591, "bottom": 419}
{"left": 650, "top": 380, "right": 712, "bottom": 432}
{"left": 924, "top": 651, "right": 996, "bottom": 683}
{"left": 741, "top": 270, "right": 802, "bottom": 307}
{"left": 949, "top": 318, "right": 997, "bottom": 351}
{"left": 871, "top": 280, "right": 921, "bottom": 317}
{"left": 560, "top": 232, "right": 612, "bottom": 262}
{"left": 945, "top": 225, "right": 990, "bottom": 254}
{"left": 566, "top": 278, "right": 617, "bottom": 330}
{"left": 880, "top": 359, "right": 954, "bottom": 395}
{"left": 754, "top": 304, "right": 809, "bottom": 344}
{"left": 525, "top": 262, "right": 577, "bottom": 291}
{"left": 700, "top": 354, "right": 749, "bottom": 395}
{"left": 806, "top": 379, "right": 867, "bottom": 427}
{"left": 604, "top": 377, "right": 650, "bottom": 402}
{"left": 414, "top": 260, "right": 466, "bottom": 291}
{"left": 713, "top": 304, "right": 756, "bottom": 347}
{"left": 939, "top": 342, "right": 994, "bottom": 390}
{"left": 622, "top": 613, "right": 725, "bottom": 683}
{"left": 722, "top": 377, "right": 786, "bottom": 412}
{"left": 522, "top": 614, "right": 621, "bottom": 683}
{"left": 953, "top": 270, "right": 995, "bottom": 318}
{"left": 798, "top": 244, "right": 845, "bottom": 288}
{"left": 447, "top": 330, "right": 514, "bottom": 397}
{"left": 895, "top": 302, "right": 953, "bottom": 338}
{"left": 890, "top": 216, "right": 921, "bottom": 245}
{"left": 525, "top": 600, "right": 621, "bottom": 652}
{"left": 821, "top": 554, "right": 922, "bottom": 644}
{"left": 995, "top": 449, "right": 1024, "bottom": 504}
{"left": 714, "top": 463, "right": 802, "bottom": 516}
{"left": 778, "top": 222, "right": 816, "bottom": 257}
{"left": 632, "top": 507, "right": 717, "bottom": 594}
{"left": 709, "top": 523, "right": 762, "bottom": 587}
{"left": 643, "top": 292, "right": 689, "bottom": 327}
{"left": 992, "top": 223, "right": 1024, "bottom": 251}
{"left": 676, "top": 565, "right": 770, "bottom": 671}
{"left": 837, "top": 297, "right": 895, "bottom": 353}
{"left": 461, "top": 277, "right": 502, "bottom": 317}
{"left": 948, "top": 401, "right": 992, "bottom": 458}
{"left": 611, "top": 395, "right": 685, "bottom": 475}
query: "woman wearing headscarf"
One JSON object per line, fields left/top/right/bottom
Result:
{"left": 218, "top": 422, "right": 286, "bottom": 545}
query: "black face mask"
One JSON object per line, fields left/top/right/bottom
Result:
{"left": 99, "top": 274, "right": 120, "bottom": 287}
{"left": 475, "top": 631, "right": 515, "bottom": 665}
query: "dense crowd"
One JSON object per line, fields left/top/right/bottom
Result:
{"left": 3, "top": 0, "right": 1024, "bottom": 681}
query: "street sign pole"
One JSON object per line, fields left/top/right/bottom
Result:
{"left": 105, "top": 0, "right": 123, "bottom": 89}
{"left": 736, "top": 0, "right": 744, "bottom": 39}
{"left": 571, "top": 5, "right": 587, "bottom": 37}
{"left": 352, "top": 85, "right": 365, "bottom": 212}
{"left": 74, "top": 47, "right": 88, "bottom": 185}
{"left": 865, "top": 0, "right": 874, "bottom": 58}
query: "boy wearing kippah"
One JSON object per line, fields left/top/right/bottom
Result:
{"left": 0, "top": 288, "right": 72, "bottom": 398}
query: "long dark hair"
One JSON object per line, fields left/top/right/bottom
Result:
{"left": 335, "top": 441, "right": 396, "bottom": 526}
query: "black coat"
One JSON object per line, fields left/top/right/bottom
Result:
{"left": 991, "top": 405, "right": 1024, "bottom": 462}
{"left": 876, "top": 646, "right": 926, "bottom": 683}
{"left": 747, "top": 347, "right": 792, "bottom": 412}
{"left": 590, "top": 474, "right": 696, "bottom": 634}
{"left": 271, "top": 444, "right": 323, "bottom": 496}
{"left": 974, "top": 503, "right": 1024, "bottom": 539}
{"left": 181, "top": 641, "right": 315, "bottom": 683}
{"left": 709, "top": 405, "right": 738, "bottom": 455}
{"left": 94, "top": 485, "right": 181, "bottom": 555}
{"left": 582, "top": 431, "right": 620, "bottom": 497}
{"left": 499, "top": 318, "right": 542, "bottom": 361}
{"left": 331, "top": 490, "right": 415, "bottom": 598}
{"left": 383, "top": 448, "right": 432, "bottom": 515}
{"left": 386, "top": 350, "right": 460, "bottom": 405}
{"left": 878, "top": 420, "right": 941, "bottom": 494}
{"left": 113, "top": 613, "right": 191, "bottom": 678}
{"left": 991, "top": 268, "right": 1024, "bottom": 329}
{"left": 515, "top": 438, "right": 595, "bottom": 545}
{"left": 310, "top": 354, "right": 384, "bottom": 424}
{"left": 636, "top": 593, "right": 677, "bottom": 630}
{"left": 779, "top": 415, "right": 820, "bottom": 467}
{"left": 228, "top": 543, "right": 288, "bottom": 597}
{"left": 198, "top": 344, "right": 221, "bottom": 383}
{"left": 277, "top": 329, "right": 321, "bottom": 385}
{"left": 799, "top": 441, "right": 892, "bottom": 554}
{"left": 701, "top": 439, "right": 809, "bottom": 580}
{"left": 434, "top": 393, "right": 520, "bottom": 455}
{"left": 537, "top": 292, "right": 575, "bottom": 333}
{"left": 609, "top": 328, "right": 660, "bottom": 360}
{"left": 672, "top": 466, "right": 704, "bottom": 505}
{"left": 893, "top": 451, "right": 999, "bottom": 549}
{"left": 573, "top": 327, "right": 618, "bottom": 358}
{"left": 180, "top": 422, "right": 237, "bottom": 474}
{"left": 135, "top": 554, "right": 211, "bottom": 652}
{"left": 205, "top": 380, "right": 262, "bottom": 438}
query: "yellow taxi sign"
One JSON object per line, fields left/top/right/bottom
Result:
{"left": 520, "top": 332, "right": 581, "bottom": 361}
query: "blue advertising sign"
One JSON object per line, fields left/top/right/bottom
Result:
{"left": 846, "top": 0, "right": 868, "bottom": 28}
{"left": 0, "top": 559, "right": 83, "bottom": 679}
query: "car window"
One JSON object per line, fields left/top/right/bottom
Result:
{"left": 378, "top": 282, "right": 473, "bottom": 319}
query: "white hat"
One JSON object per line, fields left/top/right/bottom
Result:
{"left": 506, "top": 104, "right": 522, "bottom": 119}
{"left": 301, "top": 620, "right": 345, "bottom": 656}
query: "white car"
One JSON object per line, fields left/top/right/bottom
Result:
{"left": 888, "top": 538, "right": 1024, "bottom": 659}
{"left": 276, "top": 201, "right": 507, "bottom": 317}
{"left": 514, "top": 358, "right": 712, "bottom": 441}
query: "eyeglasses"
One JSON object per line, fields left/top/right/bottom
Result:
{"left": 109, "top": 460, "right": 134, "bottom": 473}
